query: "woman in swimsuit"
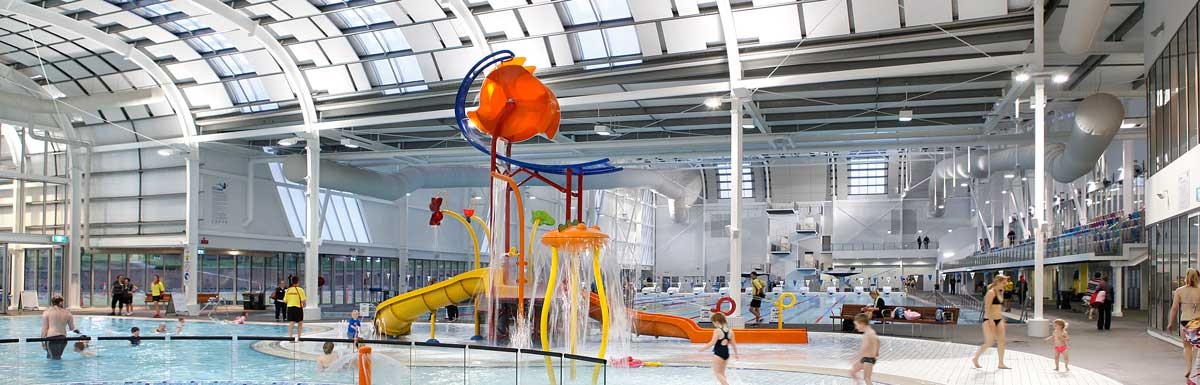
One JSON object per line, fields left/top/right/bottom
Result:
{"left": 1169, "top": 268, "right": 1200, "bottom": 381}
{"left": 698, "top": 313, "right": 739, "bottom": 385}
{"left": 972, "top": 274, "right": 1011, "bottom": 369}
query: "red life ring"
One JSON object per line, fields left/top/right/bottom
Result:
{"left": 712, "top": 296, "right": 736, "bottom": 316}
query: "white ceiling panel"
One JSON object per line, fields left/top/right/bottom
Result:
{"left": 78, "top": 56, "right": 117, "bottom": 75}
{"left": 630, "top": 0, "right": 673, "bottom": 22}
{"left": 245, "top": 50, "right": 282, "bottom": 74}
{"left": 166, "top": 61, "right": 220, "bottom": 84}
{"left": 78, "top": 77, "right": 107, "bottom": 94}
{"left": 851, "top": 0, "right": 901, "bottom": 33}
{"left": 518, "top": 4, "right": 565, "bottom": 36}
{"left": 144, "top": 41, "right": 202, "bottom": 61}
{"left": 318, "top": 39, "right": 359, "bottom": 65}
{"left": 241, "top": 3, "right": 291, "bottom": 22}
{"left": 125, "top": 105, "right": 151, "bottom": 120}
{"left": 381, "top": 3, "right": 411, "bottom": 24}
{"left": 803, "top": 0, "right": 850, "bottom": 38}
{"left": 195, "top": 14, "right": 241, "bottom": 32}
{"left": 415, "top": 53, "right": 441, "bottom": 82}
{"left": 434, "top": 20, "right": 464, "bottom": 48}
{"left": 494, "top": 38, "right": 551, "bottom": 69}
{"left": 289, "top": 42, "right": 330, "bottom": 66}
{"left": 305, "top": 66, "right": 356, "bottom": 94}
{"left": 735, "top": 5, "right": 803, "bottom": 44}
{"left": 148, "top": 101, "right": 174, "bottom": 116}
{"left": 120, "top": 25, "right": 176, "bottom": 44}
{"left": 274, "top": 0, "right": 321, "bottom": 18}
{"left": 123, "top": 71, "right": 156, "bottom": 89}
{"left": 903, "top": 0, "right": 953, "bottom": 27}
{"left": 635, "top": 23, "right": 663, "bottom": 58}
{"left": 347, "top": 64, "right": 372, "bottom": 92}
{"left": 957, "top": 0, "right": 1007, "bottom": 20}
{"left": 259, "top": 73, "right": 295, "bottom": 101}
{"left": 674, "top": 0, "right": 700, "bottom": 16}
{"left": 312, "top": 17, "right": 342, "bottom": 37}
{"left": 90, "top": 12, "right": 151, "bottom": 29}
{"left": 55, "top": 60, "right": 92, "bottom": 79}
{"left": 100, "top": 73, "right": 133, "bottom": 91}
{"left": 548, "top": 34, "right": 575, "bottom": 66}
{"left": 183, "top": 83, "right": 233, "bottom": 109}
{"left": 478, "top": 10, "right": 525, "bottom": 39}
{"left": 56, "top": 0, "right": 121, "bottom": 15}
{"left": 400, "top": 0, "right": 447, "bottom": 22}
{"left": 21, "top": 29, "right": 64, "bottom": 45}
{"left": 661, "top": 15, "right": 721, "bottom": 54}
{"left": 402, "top": 24, "right": 444, "bottom": 52}
{"left": 433, "top": 47, "right": 477, "bottom": 80}
{"left": 270, "top": 19, "right": 325, "bottom": 42}
{"left": 487, "top": 0, "right": 527, "bottom": 8}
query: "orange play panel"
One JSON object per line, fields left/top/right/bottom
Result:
{"left": 588, "top": 293, "right": 807, "bottom": 344}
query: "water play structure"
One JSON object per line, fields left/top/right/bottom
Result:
{"left": 372, "top": 50, "right": 808, "bottom": 379}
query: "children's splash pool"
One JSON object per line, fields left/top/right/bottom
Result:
{"left": 0, "top": 316, "right": 881, "bottom": 385}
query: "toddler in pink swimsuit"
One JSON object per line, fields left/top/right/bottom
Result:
{"left": 1043, "top": 319, "right": 1071, "bottom": 371}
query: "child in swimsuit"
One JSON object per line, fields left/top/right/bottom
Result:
{"left": 698, "top": 313, "right": 738, "bottom": 385}
{"left": 850, "top": 313, "right": 880, "bottom": 385}
{"left": 1043, "top": 319, "right": 1071, "bottom": 371}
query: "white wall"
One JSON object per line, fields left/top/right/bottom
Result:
{"left": 1146, "top": 0, "right": 1200, "bottom": 71}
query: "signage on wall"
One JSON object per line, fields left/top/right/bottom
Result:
{"left": 1195, "top": 186, "right": 1200, "bottom": 203}
{"left": 49, "top": 235, "right": 68, "bottom": 244}
{"left": 211, "top": 181, "right": 229, "bottom": 225}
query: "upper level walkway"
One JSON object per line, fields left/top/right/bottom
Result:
{"left": 943, "top": 211, "right": 1145, "bottom": 273}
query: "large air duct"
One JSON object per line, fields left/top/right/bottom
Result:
{"left": 281, "top": 156, "right": 702, "bottom": 223}
{"left": 1058, "top": 0, "right": 1110, "bottom": 55}
{"left": 929, "top": 93, "right": 1124, "bottom": 217}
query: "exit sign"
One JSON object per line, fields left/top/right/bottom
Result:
{"left": 49, "top": 235, "right": 68, "bottom": 244}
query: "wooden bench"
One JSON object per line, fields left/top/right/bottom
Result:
{"left": 831, "top": 304, "right": 961, "bottom": 340}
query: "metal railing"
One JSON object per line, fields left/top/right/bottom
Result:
{"left": 0, "top": 335, "right": 605, "bottom": 385}
{"left": 827, "top": 241, "right": 940, "bottom": 251}
{"left": 945, "top": 212, "right": 1144, "bottom": 271}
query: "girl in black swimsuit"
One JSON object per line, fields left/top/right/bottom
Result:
{"left": 699, "top": 313, "right": 738, "bottom": 385}
{"left": 973, "top": 274, "right": 1011, "bottom": 370}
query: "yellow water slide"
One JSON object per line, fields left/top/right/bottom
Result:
{"left": 375, "top": 268, "right": 489, "bottom": 337}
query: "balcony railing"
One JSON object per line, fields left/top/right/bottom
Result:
{"left": 827, "top": 241, "right": 939, "bottom": 251}
{"left": 945, "top": 211, "right": 1144, "bottom": 270}
{"left": 0, "top": 335, "right": 605, "bottom": 385}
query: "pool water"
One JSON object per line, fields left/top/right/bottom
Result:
{"left": 0, "top": 316, "right": 877, "bottom": 385}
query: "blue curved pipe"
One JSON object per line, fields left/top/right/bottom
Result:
{"left": 454, "top": 51, "right": 621, "bottom": 176}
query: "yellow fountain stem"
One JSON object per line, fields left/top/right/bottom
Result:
{"left": 471, "top": 215, "right": 492, "bottom": 245}
{"left": 568, "top": 256, "right": 580, "bottom": 379}
{"left": 539, "top": 247, "right": 560, "bottom": 385}
{"left": 428, "top": 312, "right": 436, "bottom": 341}
{"left": 591, "top": 246, "right": 609, "bottom": 385}
{"left": 441, "top": 209, "right": 483, "bottom": 339}
{"left": 775, "top": 292, "right": 798, "bottom": 329}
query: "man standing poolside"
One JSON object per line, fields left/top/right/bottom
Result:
{"left": 749, "top": 272, "right": 765, "bottom": 326}
{"left": 285, "top": 276, "right": 307, "bottom": 339}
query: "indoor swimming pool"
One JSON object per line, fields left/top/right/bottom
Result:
{"left": 634, "top": 291, "right": 983, "bottom": 325}
{"left": 0, "top": 316, "right": 882, "bottom": 385}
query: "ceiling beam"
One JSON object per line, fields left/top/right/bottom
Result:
{"left": 1064, "top": 4, "right": 1144, "bottom": 91}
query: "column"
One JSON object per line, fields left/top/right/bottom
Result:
{"left": 8, "top": 179, "right": 24, "bottom": 310}
{"left": 1113, "top": 266, "right": 1125, "bottom": 317}
{"left": 727, "top": 94, "right": 744, "bottom": 328}
{"left": 304, "top": 134, "right": 322, "bottom": 320}
{"left": 1026, "top": 0, "right": 1051, "bottom": 338}
{"left": 183, "top": 151, "right": 201, "bottom": 315}
{"left": 1121, "top": 140, "right": 1135, "bottom": 215}
{"left": 66, "top": 150, "right": 83, "bottom": 310}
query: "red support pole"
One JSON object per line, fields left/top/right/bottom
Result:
{"left": 576, "top": 173, "right": 584, "bottom": 223}
{"left": 565, "top": 168, "right": 573, "bottom": 221}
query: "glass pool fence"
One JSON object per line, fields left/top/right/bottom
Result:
{"left": 0, "top": 335, "right": 606, "bottom": 385}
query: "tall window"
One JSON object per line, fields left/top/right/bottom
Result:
{"left": 717, "top": 165, "right": 753, "bottom": 199}
{"left": 848, "top": 151, "right": 888, "bottom": 195}
{"left": 269, "top": 163, "right": 371, "bottom": 243}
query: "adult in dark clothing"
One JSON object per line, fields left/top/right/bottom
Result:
{"left": 1017, "top": 275, "right": 1028, "bottom": 305}
{"left": 922, "top": 236, "right": 931, "bottom": 249}
{"left": 271, "top": 280, "right": 287, "bottom": 321}
{"left": 1097, "top": 276, "right": 1114, "bottom": 330}
{"left": 915, "top": 236, "right": 923, "bottom": 249}
{"left": 110, "top": 274, "right": 125, "bottom": 316}
{"left": 1007, "top": 230, "right": 1017, "bottom": 247}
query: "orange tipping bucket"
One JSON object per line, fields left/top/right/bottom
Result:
{"left": 466, "top": 57, "right": 560, "bottom": 144}
{"left": 541, "top": 224, "right": 608, "bottom": 253}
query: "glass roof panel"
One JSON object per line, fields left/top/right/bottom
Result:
{"left": 188, "top": 34, "right": 234, "bottom": 53}
{"left": 562, "top": 0, "right": 631, "bottom": 25}
{"left": 332, "top": 5, "right": 393, "bottom": 29}
{"left": 350, "top": 28, "right": 411, "bottom": 56}
{"left": 208, "top": 53, "right": 256, "bottom": 77}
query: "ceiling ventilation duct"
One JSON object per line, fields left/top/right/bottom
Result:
{"left": 1058, "top": 0, "right": 1110, "bottom": 55}
{"left": 928, "top": 93, "right": 1124, "bottom": 217}
{"left": 281, "top": 157, "right": 703, "bottom": 223}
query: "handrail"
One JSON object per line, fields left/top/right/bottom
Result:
{"left": 0, "top": 335, "right": 609, "bottom": 364}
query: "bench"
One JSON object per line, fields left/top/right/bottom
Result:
{"left": 830, "top": 304, "right": 961, "bottom": 340}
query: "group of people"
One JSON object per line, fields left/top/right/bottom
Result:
{"left": 913, "top": 235, "right": 932, "bottom": 249}
{"left": 109, "top": 274, "right": 167, "bottom": 318}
